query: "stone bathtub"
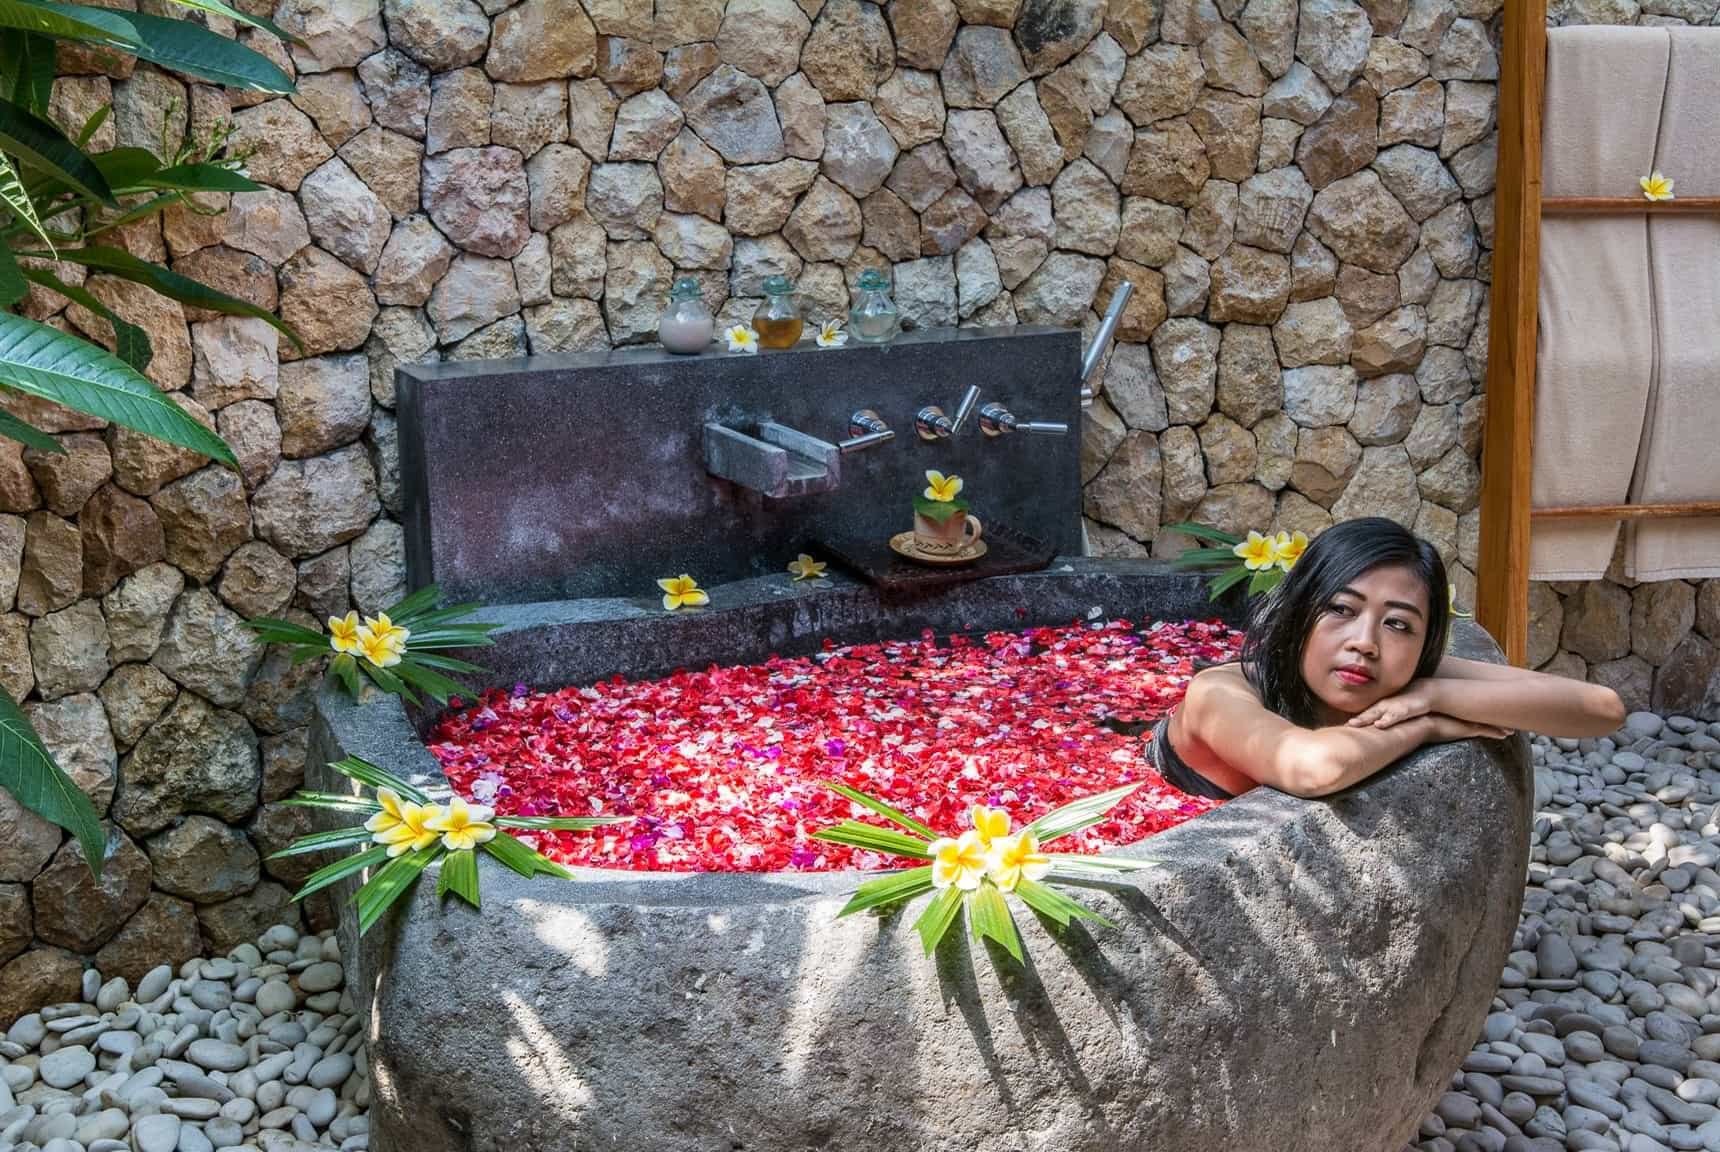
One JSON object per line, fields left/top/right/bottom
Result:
{"left": 309, "top": 559, "right": 1530, "bottom": 1152}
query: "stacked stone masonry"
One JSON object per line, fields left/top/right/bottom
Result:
{"left": 3, "top": 0, "right": 1718, "bottom": 1002}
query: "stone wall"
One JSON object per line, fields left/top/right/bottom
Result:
{"left": 2, "top": 0, "right": 1718, "bottom": 1013}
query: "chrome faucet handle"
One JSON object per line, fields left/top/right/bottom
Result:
{"left": 840, "top": 409, "right": 894, "bottom": 453}
{"left": 948, "top": 384, "right": 981, "bottom": 434}
{"left": 915, "top": 405, "right": 954, "bottom": 441}
{"left": 979, "top": 402, "right": 1068, "bottom": 437}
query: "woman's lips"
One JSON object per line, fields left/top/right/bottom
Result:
{"left": 1336, "top": 667, "right": 1373, "bottom": 686}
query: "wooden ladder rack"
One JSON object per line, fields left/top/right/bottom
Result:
{"left": 1476, "top": 0, "right": 1720, "bottom": 665}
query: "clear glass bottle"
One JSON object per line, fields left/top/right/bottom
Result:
{"left": 848, "top": 268, "right": 899, "bottom": 344}
{"left": 658, "top": 277, "right": 714, "bottom": 355}
{"left": 752, "top": 274, "right": 804, "bottom": 349}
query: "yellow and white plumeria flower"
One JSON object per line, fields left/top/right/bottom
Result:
{"left": 923, "top": 470, "right": 963, "bottom": 502}
{"left": 1232, "top": 529, "right": 1280, "bottom": 571}
{"left": 365, "top": 788, "right": 441, "bottom": 857}
{"left": 359, "top": 612, "right": 409, "bottom": 656}
{"left": 657, "top": 574, "right": 709, "bottom": 610}
{"left": 327, "top": 611, "right": 362, "bottom": 656}
{"left": 426, "top": 796, "right": 498, "bottom": 852}
{"left": 725, "top": 324, "right": 760, "bottom": 353}
{"left": 929, "top": 830, "right": 990, "bottom": 891}
{"left": 1273, "top": 529, "right": 1308, "bottom": 572}
{"left": 787, "top": 553, "right": 827, "bottom": 581}
{"left": 357, "top": 627, "right": 404, "bottom": 668}
{"left": 815, "top": 318, "right": 848, "bottom": 348}
{"left": 986, "top": 831, "right": 1052, "bottom": 893}
{"left": 969, "top": 803, "right": 1010, "bottom": 849}
{"left": 1641, "top": 171, "right": 1675, "bottom": 201}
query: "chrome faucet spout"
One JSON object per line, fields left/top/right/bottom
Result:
{"left": 1081, "top": 281, "right": 1133, "bottom": 387}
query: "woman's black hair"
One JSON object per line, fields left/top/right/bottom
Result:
{"left": 1239, "top": 517, "right": 1450, "bottom": 726}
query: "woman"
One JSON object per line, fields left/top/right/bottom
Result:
{"left": 1155, "top": 517, "right": 1627, "bottom": 800}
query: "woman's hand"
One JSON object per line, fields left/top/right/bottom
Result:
{"left": 1347, "top": 680, "right": 1442, "bottom": 729}
{"left": 1417, "top": 712, "right": 1515, "bottom": 743}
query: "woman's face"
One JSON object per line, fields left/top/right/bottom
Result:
{"left": 1298, "top": 564, "right": 1430, "bottom": 723}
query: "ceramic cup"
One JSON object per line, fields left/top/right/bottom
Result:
{"left": 912, "top": 510, "right": 984, "bottom": 557}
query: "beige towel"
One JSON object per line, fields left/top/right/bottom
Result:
{"left": 1529, "top": 27, "right": 1666, "bottom": 581}
{"left": 1632, "top": 28, "right": 1720, "bottom": 581}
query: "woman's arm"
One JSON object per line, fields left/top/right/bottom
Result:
{"left": 1349, "top": 655, "right": 1626, "bottom": 739}
{"left": 1184, "top": 668, "right": 1510, "bottom": 799}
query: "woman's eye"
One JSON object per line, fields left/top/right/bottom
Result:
{"left": 1388, "top": 619, "right": 1414, "bottom": 633}
{"left": 1327, "top": 603, "right": 1352, "bottom": 616}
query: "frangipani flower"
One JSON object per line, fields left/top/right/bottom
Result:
{"left": 987, "top": 831, "right": 1051, "bottom": 893}
{"left": 815, "top": 318, "right": 848, "bottom": 348}
{"left": 657, "top": 574, "right": 709, "bottom": 611}
{"left": 1273, "top": 530, "right": 1309, "bottom": 572}
{"left": 929, "top": 830, "right": 989, "bottom": 891}
{"left": 1232, "top": 530, "right": 1280, "bottom": 571}
{"left": 426, "top": 795, "right": 497, "bottom": 852}
{"left": 365, "top": 788, "right": 441, "bottom": 857}
{"left": 327, "top": 611, "right": 362, "bottom": 656}
{"left": 923, "top": 470, "right": 963, "bottom": 502}
{"left": 1641, "top": 171, "right": 1675, "bottom": 201}
{"left": 357, "top": 628, "right": 404, "bottom": 668}
{"left": 969, "top": 803, "right": 1010, "bottom": 848}
{"left": 725, "top": 324, "right": 759, "bottom": 353}
{"left": 787, "top": 553, "right": 827, "bottom": 581}
{"left": 360, "top": 612, "right": 409, "bottom": 655}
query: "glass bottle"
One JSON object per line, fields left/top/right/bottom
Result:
{"left": 658, "top": 277, "right": 713, "bottom": 355}
{"left": 848, "top": 268, "right": 899, "bottom": 344}
{"left": 752, "top": 274, "right": 804, "bottom": 349}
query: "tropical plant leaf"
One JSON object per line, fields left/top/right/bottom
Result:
{"left": 0, "top": 686, "right": 105, "bottom": 873}
{"left": 1023, "top": 783, "right": 1140, "bottom": 844}
{"left": 330, "top": 652, "right": 361, "bottom": 698}
{"left": 291, "top": 844, "right": 388, "bottom": 902}
{"left": 0, "top": 29, "right": 53, "bottom": 118}
{"left": 911, "top": 885, "right": 964, "bottom": 956}
{"left": 820, "top": 780, "right": 938, "bottom": 839}
{"left": 41, "top": 244, "right": 300, "bottom": 349}
{"left": 0, "top": 149, "right": 51, "bottom": 252}
{"left": 281, "top": 790, "right": 382, "bottom": 814}
{"left": 436, "top": 847, "right": 480, "bottom": 908}
{"left": 354, "top": 843, "right": 439, "bottom": 935}
{"left": 1013, "top": 877, "right": 1109, "bottom": 928}
{"left": 267, "top": 825, "right": 375, "bottom": 859}
{"left": 73, "top": 104, "right": 108, "bottom": 150}
{"left": 835, "top": 865, "right": 936, "bottom": 917}
{"left": 0, "top": 94, "right": 111, "bottom": 203}
{"left": 0, "top": 0, "right": 138, "bottom": 47}
{"left": 482, "top": 830, "right": 573, "bottom": 879}
{"left": 0, "top": 402, "right": 58, "bottom": 450}
{"left": 1207, "top": 565, "right": 1253, "bottom": 601}
{"left": 63, "top": 6, "right": 292, "bottom": 92}
{"left": 1248, "top": 568, "right": 1282, "bottom": 596}
{"left": 165, "top": 0, "right": 300, "bottom": 45}
{"left": 1161, "top": 522, "right": 1242, "bottom": 546}
{"left": 142, "top": 162, "right": 261, "bottom": 193}
{"left": 325, "top": 755, "right": 428, "bottom": 804}
{"left": 19, "top": 263, "right": 152, "bottom": 371}
{"left": 1166, "top": 546, "right": 1243, "bottom": 569}
{"left": 389, "top": 658, "right": 469, "bottom": 706}
{"left": 400, "top": 651, "right": 487, "bottom": 675}
{"left": 0, "top": 311, "right": 233, "bottom": 463}
{"left": 382, "top": 584, "right": 441, "bottom": 623}
{"left": 358, "top": 659, "right": 417, "bottom": 705}
{"left": 969, "top": 882, "right": 1023, "bottom": 963}
{"left": 493, "top": 815, "right": 630, "bottom": 831}
{"left": 809, "top": 820, "right": 933, "bottom": 861}
{"left": 1043, "top": 851, "right": 1156, "bottom": 875}
{"left": 244, "top": 616, "right": 330, "bottom": 646}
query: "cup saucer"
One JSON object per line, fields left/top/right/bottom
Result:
{"left": 889, "top": 531, "right": 987, "bottom": 566}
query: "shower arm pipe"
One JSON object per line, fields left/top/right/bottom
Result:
{"left": 1079, "top": 281, "right": 1134, "bottom": 405}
